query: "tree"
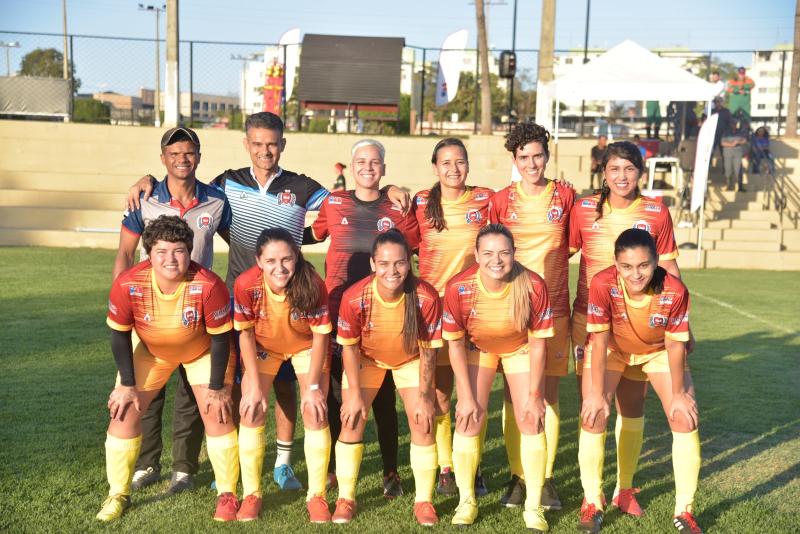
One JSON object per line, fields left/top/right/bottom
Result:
{"left": 423, "top": 70, "right": 508, "bottom": 124}
{"left": 685, "top": 55, "right": 738, "bottom": 83}
{"left": 72, "top": 99, "right": 110, "bottom": 123}
{"left": 19, "top": 48, "right": 81, "bottom": 92}
{"left": 475, "top": 0, "right": 492, "bottom": 134}
{"left": 786, "top": 0, "right": 800, "bottom": 138}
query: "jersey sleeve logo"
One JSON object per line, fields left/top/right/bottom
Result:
{"left": 197, "top": 213, "right": 214, "bottom": 230}
{"left": 610, "top": 287, "right": 622, "bottom": 298}
{"left": 108, "top": 300, "right": 118, "bottom": 314}
{"left": 129, "top": 285, "right": 143, "bottom": 297}
{"left": 182, "top": 307, "right": 198, "bottom": 327}
{"left": 473, "top": 191, "right": 489, "bottom": 201}
{"left": 457, "top": 284, "right": 473, "bottom": 295}
{"left": 633, "top": 220, "right": 651, "bottom": 232}
{"left": 581, "top": 199, "right": 598, "bottom": 208}
{"left": 416, "top": 196, "right": 427, "bottom": 206}
{"left": 212, "top": 303, "right": 231, "bottom": 321}
{"left": 443, "top": 311, "right": 456, "bottom": 324}
{"left": 188, "top": 284, "right": 203, "bottom": 295}
{"left": 645, "top": 203, "right": 662, "bottom": 213}
{"left": 278, "top": 190, "right": 297, "bottom": 206}
{"left": 377, "top": 217, "right": 395, "bottom": 231}
{"left": 465, "top": 209, "right": 482, "bottom": 224}
{"left": 658, "top": 295, "right": 673, "bottom": 305}
{"left": 649, "top": 313, "right": 668, "bottom": 328}
{"left": 547, "top": 206, "right": 564, "bottom": 223}
{"left": 587, "top": 303, "right": 604, "bottom": 317}
{"left": 328, "top": 196, "right": 343, "bottom": 205}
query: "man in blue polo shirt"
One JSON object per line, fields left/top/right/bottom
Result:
{"left": 113, "top": 126, "right": 232, "bottom": 494}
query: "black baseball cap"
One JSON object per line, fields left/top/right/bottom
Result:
{"left": 160, "top": 126, "right": 200, "bottom": 149}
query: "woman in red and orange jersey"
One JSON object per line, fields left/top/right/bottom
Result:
{"left": 569, "top": 140, "right": 683, "bottom": 518}
{"left": 443, "top": 224, "right": 553, "bottom": 532}
{"left": 412, "top": 137, "right": 493, "bottom": 496}
{"left": 99, "top": 215, "right": 237, "bottom": 523}
{"left": 332, "top": 229, "right": 443, "bottom": 527}
{"left": 578, "top": 229, "right": 701, "bottom": 534}
{"left": 233, "top": 228, "right": 332, "bottom": 523}
{"left": 490, "top": 122, "right": 575, "bottom": 509}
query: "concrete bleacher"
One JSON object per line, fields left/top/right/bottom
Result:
{"left": 1, "top": 120, "right": 798, "bottom": 270}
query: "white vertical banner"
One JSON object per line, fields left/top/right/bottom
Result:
{"left": 691, "top": 113, "right": 718, "bottom": 213}
{"left": 435, "top": 29, "right": 469, "bottom": 107}
{"left": 279, "top": 28, "right": 301, "bottom": 101}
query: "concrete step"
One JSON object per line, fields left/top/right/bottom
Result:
{"left": 721, "top": 228, "right": 781, "bottom": 242}
{"left": 709, "top": 240, "right": 782, "bottom": 252}
{"left": 704, "top": 219, "right": 774, "bottom": 230}
{"left": 0, "top": 170, "right": 140, "bottom": 194}
{"left": 782, "top": 230, "right": 800, "bottom": 250}
{"left": 0, "top": 206, "right": 121, "bottom": 231}
{"left": 0, "top": 189, "right": 125, "bottom": 211}
{"left": 705, "top": 250, "right": 800, "bottom": 270}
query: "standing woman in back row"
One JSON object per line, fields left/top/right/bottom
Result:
{"left": 412, "top": 138, "right": 493, "bottom": 496}
{"left": 569, "top": 141, "right": 683, "bottom": 524}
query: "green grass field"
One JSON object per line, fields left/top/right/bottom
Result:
{"left": 1, "top": 247, "right": 798, "bottom": 533}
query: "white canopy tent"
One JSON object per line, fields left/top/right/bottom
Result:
{"left": 535, "top": 40, "right": 720, "bottom": 139}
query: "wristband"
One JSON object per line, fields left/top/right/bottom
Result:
{"left": 309, "top": 383, "right": 320, "bottom": 391}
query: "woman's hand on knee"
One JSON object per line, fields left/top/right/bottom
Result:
{"left": 521, "top": 394, "right": 546, "bottom": 434}
{"left": 340, "top": 393, "right": 367, "bottom": 430}
{"left": 205, "top": 387, "right": 233, "bottom": 424}
{"left": 455, "top": 396, "right": 482, "bottom": 435}
{"left": 240, "top": 384, "right": 267, "bottom": 425}
{"left": 413, "top": 393, "right": 435, "bottom": 435}
{"left": 301, "top": 388, "right": 328, "bottom": 426}
{"left": 669, "top": 392, "right": 698, "bottom": 431}
{"left": 581, "top": 392, "right": 610, "bottom": 429}
{"left": 108, "top": 386, "right": 141, "bottom": 422}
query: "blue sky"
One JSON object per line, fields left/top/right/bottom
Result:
{"left": 2, "top": 0, "right": 794, "bottom": 96}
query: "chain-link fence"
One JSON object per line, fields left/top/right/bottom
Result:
{"left": 0, "top": 30, "right": 795, "bottom": 136}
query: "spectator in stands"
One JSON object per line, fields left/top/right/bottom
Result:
{"left": 645, "top": 101, "right": 662, "bottom": 139}
{"left": 709, "top": 71, "right": 726, "bottom": 99}
{"left": 749, "top": 126, "right": 775, "bottom": 176}
{"left": 590, "top": 135, "right": 608, "bottom": 190}
{"left": 712, "top": 97, "right": 734, "bottom": 161}
{"left": 721, "top": 122, "right": 748, "bottom": 192}
{"left": 727, "top": 67, "right": 755, "bottom": 124}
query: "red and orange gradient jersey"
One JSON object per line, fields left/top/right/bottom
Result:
{"left": 233, "top": 265, "right": 332, "bottom": 355}
{"left": 586, "top": 265, "right": 690, "bottom": 359}
{"left": 336, "top": 275, "right": 443, "bottom": 368}
{"left": 442, "top": 264, "right": 554, "bottom": 354}
{"left": 569, "top": 194, "right": 678, "bottom": 315}
{"left": 489, "top": 181, "right": 575, "bottom": 318}
{"left": 107, "top": 260, "right": 232, "bottom": 362}
{"left": 414, "top": 186, "right": 493, "bottom": 295}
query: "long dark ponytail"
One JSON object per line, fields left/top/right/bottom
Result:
{"left": 371, "top": 229, "right": 420, "bottom": 355}
{"left": 255, "top": 228, "right": 320, "bottom": 314}
{"left": 426, "top": 138, "right": 469, "bottom": 232}
{"left": 596, "top": 141, "right": 644, "bottom": 221}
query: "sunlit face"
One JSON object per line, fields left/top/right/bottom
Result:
{"left": 160, "top": 140, "right": 200, "bottom": 181}
{"left": 256, "top": 240, "right": 297, "bottom": 293}
{"left": 615, "top": 246, "right": 656, "bottom": 295}
{"left": 710, "top": 72, "right": 720, "bottom": 83}
{"left": 513, "top": 141, "right": 548, "bottom": 187}
{"left": 370, "top": 242, "right": 409, "bottom": 295}
{"left": 475, "top": 233, "right": 514, "bottom": 284}
{"left": 433, "top": 145, "right": 469, "bottom": 190}
{"left": 150, "top": 240, "right": 191, "bottom": 285}
{"left": 352, "top": 145, "right": 385, "bottom": 190}
{"left": 244, "top": 127, "right": 285, "bottom": 175}
{"left": 604, "top": 156, "right": 641, "bottom": 200}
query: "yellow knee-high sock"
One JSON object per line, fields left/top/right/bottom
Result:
{"left": 578, "top": 430, "right": 606, "bottom": 508}
{"left": 238, "top": 425, "right": 265, "bottom": 498}
{"left": 521, "top": 432, "right": 547, "bottom": 510}
{"left": 435, "top": 413, "right": 453, "bottom": 470}
{"left": 410, "top": 443, "right": 438, "bottom": 503}
{"left": 105, "top": 434, "right": 142, "bottom": 496}
{"left": 452, "top": 433, "right": 480, "bottom": 502}
{"left": 545, "top": 403, "right": 560, "bottom": 479}
{"left": 503, "top": 400, "right": 524, "bottom": 479}
{"left": 206, "top": 430, "right": 240, "bottom": 495}
{"left": 615, "top": 415, "right": 644, "bottom": 492}
{"left": 335, "top": 441, "right": 364, "bottom": 501}
{"left": 672, "top": 430, "right": 701, "bottom": 516}
{"left": 304, "top": 426, "right": 331, "bottom": 501}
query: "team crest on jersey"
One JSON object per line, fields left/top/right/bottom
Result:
{"left": 658, "top": 295, "right": 673, "bottom": 306}
{"left": 632, "top": 220, "right": 651, "bottom": 232}
{"left": 376, "top": 217, "right": 394, "bottom": 231}
{"left": 610, "top": 287, "right": 622, "bottom": 298}
{"left": 182, "top": 307, "right": 198, "bottom": 327}
{"left": 328, "top": 196, "right": 343, "bottom": 205}
{"left": 581, "top": 199, "right": 598, "bottom": 208}
{"left": 465, "top": 209, "right": 482, "bottom": 224}
{"left": 473, "top": 191, "right": 489, "bottom": 201}
{"left": 649, "top": 313, "right": 668, "bottom": 328}
{"left": 129, "top": 285, "right": 143, "bottom": 297}
{"left": 197, "top": 213, "right": 213, "bottom": 230}
{"left": 645, "top": 203, "right": 662, "bottom": 213}
{"left": 188, "top": 284, "right": 203, "bottom": 295}
{"left": 547, "top": 206, "right": 564, "bottom": 223}
{"left": 415, "top": 196, "right": 427, "bottom": 206}
{"left": 278, "top": 190, "right": 296, "bottom": 206}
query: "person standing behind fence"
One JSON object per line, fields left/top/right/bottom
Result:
{"left": 727, "top": 67, "right": 755, "bottom": 123}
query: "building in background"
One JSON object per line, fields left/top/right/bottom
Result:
{"left": 750, "top": 44, "right": 795, "bottom": 134}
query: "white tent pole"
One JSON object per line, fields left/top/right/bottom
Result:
{"left": 555, "top": 98, "right": 560, "bottom": 143}
{"left": 697, "top": 204, "right": 705, "bottom": 268}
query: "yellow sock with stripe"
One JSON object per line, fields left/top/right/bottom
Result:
{"left": 206, "top": 430, "right": 239, "bottom": 495}
{"left": 335, "top": 441, "right": 363, "bottom": 501}
{"left": 452, "top": 433, "right": 480, "bottom": 502}
{"left": 105, "top": 433, "right": 142, "bottom": 496}
{"left": 238, "top": 425, "right": 265, "bottom": 497}
{"left": 502, "top": 400, "right": 524, "bottom": 479}
{"left": 615, "top": 415, "right": 644, "bottom": 491}
{"left": 435, "top": 413, "right": 453, "bottom": 470}
{"left": 521, "top": 432, "right": 547, "bottom": 510}
{"left": 410, "top": 442, "right": 438, "bottom": 503}
{"left": 545, "top": 403, "right": 560, "bottom": 479}
{"left": 578, "top": 430, "right": 606, "bottom": 508}
{"left": 672, "top": 429, "right": 701, "bottom": 516}
{"left": 304, "top": 426, "right": 331, "bottom": 501}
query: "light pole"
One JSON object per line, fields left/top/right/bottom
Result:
{"left": 139, "top": 3, "right": 165, "bottom": 127}
{"left": 509, "top": 0, "right": 517, "bottom": 120}
{"left": 231, "top": 53, "right": 263, "bottom": 127}
{"left": 579, "top": 0, "right": 591, "bottom": 136}
{"left": 0, "top": 41, "right": 20, "bottom": 77}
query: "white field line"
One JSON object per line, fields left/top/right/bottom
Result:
{"left": 692, "top": 290, "right": 798, "bottom": 337}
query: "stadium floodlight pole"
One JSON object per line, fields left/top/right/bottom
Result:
{"left": 231, "top": 52, "right": 263, "bottom": 127}
{"left": 0, "top": 41, "right": 20, "bottom": 77}
{"left": 140, "top": 3, "right": 166, "bottom": 128}
{"left": 62, "top": 0, "right": 69, "bottom": 79}
{"left": 578, "top": 0, "right": 591, "bottom": 137}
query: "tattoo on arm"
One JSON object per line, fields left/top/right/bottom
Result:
{"left": 419, "top": 347, "right": 436, "bottom": 394}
